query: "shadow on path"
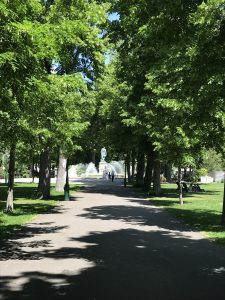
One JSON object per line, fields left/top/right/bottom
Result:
{"left": 1, "top": 228, "right": 225, "bottom": 300}
{"left": 1, "top": 179, "right": 225, "bottom": 300}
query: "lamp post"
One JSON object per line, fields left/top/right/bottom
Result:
{"left": 64, "top": 162, "right": 70, "bottom": 201}
{"left": 124, "top": 154, "right": 127, "bottom": 188}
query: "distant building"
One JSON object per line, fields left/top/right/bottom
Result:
{"left": 209, "top": 171, "right": 224, "bottom": 183}
{"left": 200, "top": 176, "right": 214, "bottom": 183}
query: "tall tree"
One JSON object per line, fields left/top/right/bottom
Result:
{"left": 0, "top": 0, "right": 110, "bottom": 206}
{"left": 35, "top": 0, "right": 109, "bottom": 197}
{"left": 0, "top": 1, "right": 56, "bottom": 210}
{"left": 104, "top": 0, "right": 225, "bottom": 198}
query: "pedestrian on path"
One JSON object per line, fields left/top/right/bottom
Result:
{"left": 111, "top": 169, "right": 115, "bottom": 182}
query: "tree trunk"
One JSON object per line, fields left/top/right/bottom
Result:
{"left": 131, "top": 153, "right": 135, "bottom": 183}
{"left": 126, "top": 157, "right": 131, "bottom": 182}
{"left": 189, "top": 166, "right": 192, "bottom": 180}
{"left": 6, "top": 144, "right": 16, "bottom": 212}
{"left": 221, "top": 175, "right": 225, "bottom": 225}
{"left": 2, "top": 152, "right": 9, "bottom": 184}
{"left": 178, "top": 165, "right": 183, "bottom": 205}
{"left": 184, "top": 167, "right": 187, "bottom": 178}
{"left": 37, "top": 148, "right": 51, "bottom": 199}
{"left": 55, "top": 150, "right": 67, "bottom": 192}
{"left": 136, "top": 153, "right": 145, "bottom": 186}
{"left": 30, "top": 159, "right": 35, "bottom": 183}
{"left": 92, "top": 149, "right": 96, "bottom": 165}
{"left": 164, "top": 164, "right": 172, "bottom": 183}
{"left": 143, "top": 147, "right": 154, "bottom": 192}
{"left": 64, "top": 161, "right": 70, "bottom": 200}
{"left": 153, "top": 151, "right": 161, "bottom": 196}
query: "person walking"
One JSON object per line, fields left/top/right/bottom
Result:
{"left": 111, "top": 169, "right": 115, "bottom": 182}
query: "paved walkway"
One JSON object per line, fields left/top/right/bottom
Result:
{"left": 1, "top": 179, "right": 225, "bottom": 300}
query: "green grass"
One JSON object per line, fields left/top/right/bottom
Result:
{"left": 148, "top": 182, "right": 225, "bottom": 245}
{"left": 0, "top": 182, "right": 78, "bottom": 238}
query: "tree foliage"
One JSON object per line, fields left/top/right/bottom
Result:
{"left": 0, "top": 0, "right": 110, "bottom": 206}
{"left": 105, "top": 0, "right": 225, "bottom": 163}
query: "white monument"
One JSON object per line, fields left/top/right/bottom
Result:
{"left": 99, "top": 147, "right": 108, "bottom": 178}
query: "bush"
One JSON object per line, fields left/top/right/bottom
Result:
{"left": 0, "top": 166, "right": 4, "bottom": 179}
{"left": 197, "top": 168, "right": 208, "bottom": 177}
{"left": 22, "top": 170, "right": 30, "bottom": 178}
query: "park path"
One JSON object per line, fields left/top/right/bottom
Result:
{"left": 1, "top": 179, "right": 225, "bottom": 300}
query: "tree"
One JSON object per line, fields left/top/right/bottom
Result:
{"left": 200, "top": 149, "right": 225, "bottom": 174}
{"left": 35, "top": 0, "right": 110, "bottom": 197}
{"left": 0, "top": 0, "right": 110, "bottom": 207}
{"left": 27, "top": 74, "right": 94, "bottom": 197}
{"left": 0, "top": 1, "right": 56, "bottom": 210}
{"left": 104, "top": 0, "right": 225, "bottom": 199}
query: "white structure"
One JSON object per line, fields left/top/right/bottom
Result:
{"left": 68, "top": 165, "right": 77, "bottom": 179}
{"left": 200, "top": 175, "right": 214, "bottom": 183}
{"left": 100, "top": 147, "right": 107, "bottom": 161}
{"left": 99, "top": 161, "right": 108, "bottom": 179}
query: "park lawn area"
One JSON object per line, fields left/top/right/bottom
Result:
{"left": 148, "top": 182, "right": 225, "bottom": 245}
{"left": 0, "top": 182, "right": 78, "bottom": 238}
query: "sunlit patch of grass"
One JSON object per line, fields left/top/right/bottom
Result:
{"left": 148, "top": 183, "right": 225, "bottom": 245}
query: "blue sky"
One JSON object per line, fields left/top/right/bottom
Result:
{"left": 109, "top": 12, "right": 120, "bottom": 21}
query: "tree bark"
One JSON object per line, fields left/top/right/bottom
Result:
{"left": 153, "top": 151, "right": 161, "bottom": 196}
{"left": 64, "top": 161, "right": 70, "bottom": 200}
{"left": 184, "top": 167, "right": 187, "bottom": 178}
{"left": 164, "top": 164, "right": 172, "bottom": 183}
{"left": 92, "top": 149, "right": 96, "bottom": 165}
{"left": 136, "top": 153, "right": 145, "bottom": 186}
{"left": 131, "top": 153, "right": 135, "bottom": 182}
{"left": 30, "top": 159, "right": 35, "bottom": 183}
{"left": 221, "top": 175, "right": 225, "bottom": 225}
{"left": 178, "top": 165, "right": 183, "bottom": 205}
{"left": 37, "top": 148, "right": 51, "bottom": 199}
{"left": 143, "top": 145, "right": 154, "bottom": 192}
{"left": 6, "top": 144, "right": 16, "bottom": 212}
{"left": 126, "top": 156, "right": 131, "bottom": 182}
{"left": 55, "top": 150, "right": 67, "bottom": 192}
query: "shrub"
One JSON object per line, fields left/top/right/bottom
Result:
{"left": 197, "top": 168, "right": 208, "bottom": 177}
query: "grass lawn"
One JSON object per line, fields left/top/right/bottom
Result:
{"left": 148, "top": 182, "right": 225, "bottom": 245}
{"left": 0, "top": 182, "right": 78, "bottom": 238}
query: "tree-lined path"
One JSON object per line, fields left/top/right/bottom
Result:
{"left": 1, "top": 179, "right": 225, "bottom": 300}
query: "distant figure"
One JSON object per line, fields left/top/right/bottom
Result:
{"left": 111, "top": 169, "right": 115, "bottom": 182}
{"left": 196, "top": 183, "right": 205, "bottom": 192}
{"left": 108, "top": 172, "right": 111, "bottom": 180}
{"left": 101, "top": 147, "right": 107, "bottom": 161}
